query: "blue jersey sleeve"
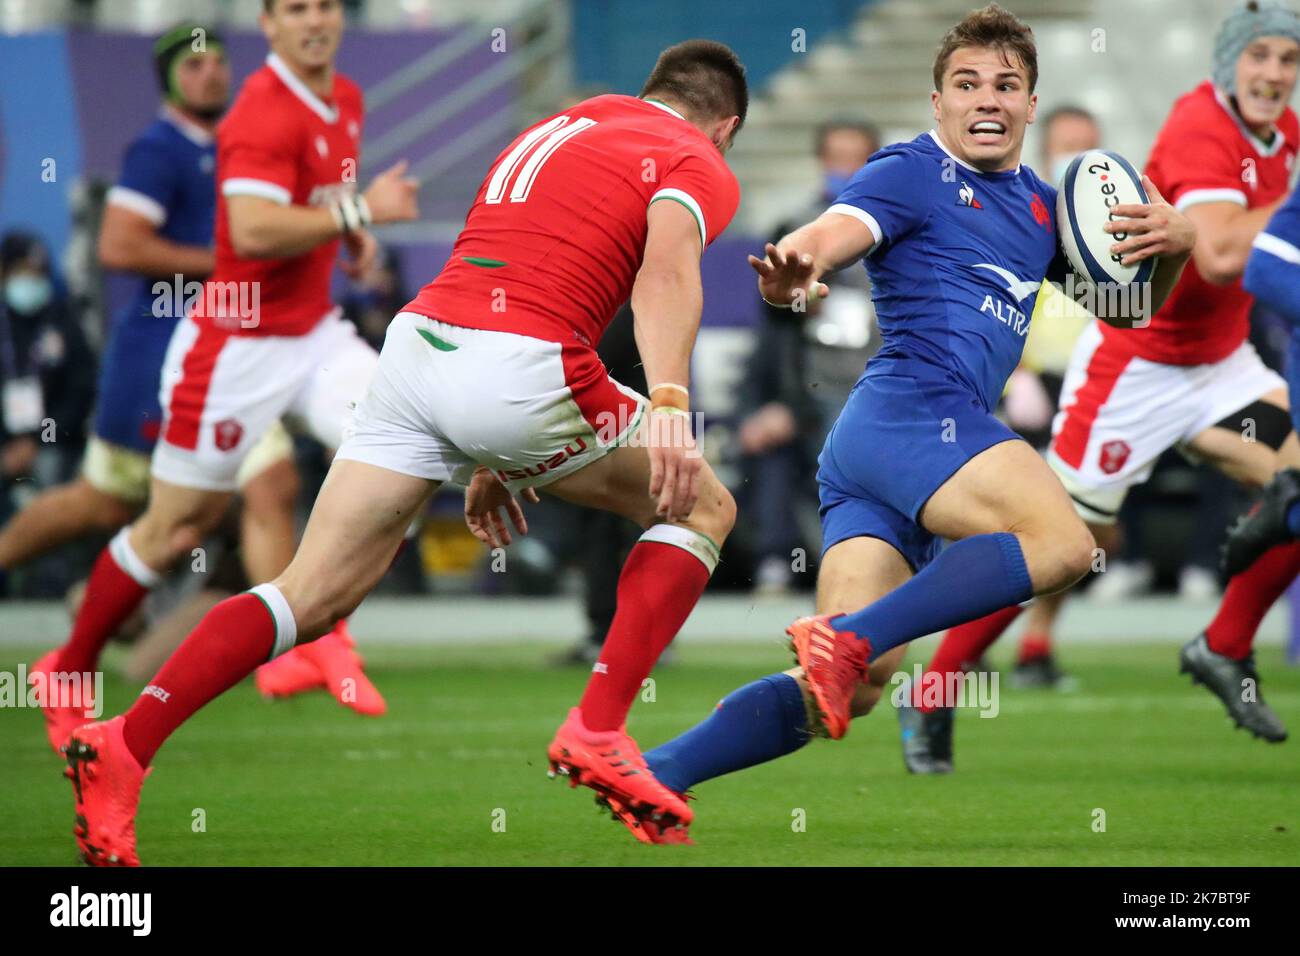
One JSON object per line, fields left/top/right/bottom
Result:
{"left": 825, "top": 153, "right": 929, "bottom": 253}
{"left": 1244, "top": 195, "right": 1300, "bottom": 328}
{"left": 106, "top": 135, "right": 178, "bottom": 228}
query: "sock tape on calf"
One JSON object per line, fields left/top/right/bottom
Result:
{"left": 639, "top": 524, "right": 721, "bottom": 573}
{"left": 248, "top": 583, "right": 299, "bottom": 660}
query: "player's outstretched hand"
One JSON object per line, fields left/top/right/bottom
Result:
{"left": 1103, "top": 176, "right": 1196, "bottom": 266}
{"left": 340, "top": 228, "right": 378, "bottom": 279}
{"left": 464, "top": 466, "right": 539, "bottom": 548}
{"left": 363, "top": 159, "right": 421, "bottom": 224}
{"left": 747, "top": 242, "right": 830, "bottom": 309}
{"left": 646, "top": 408, "right": 701, "bottom": 522}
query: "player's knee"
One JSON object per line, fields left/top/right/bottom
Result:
{"left": 693, "top": 481, "right": 737, "bottom": 542}
{"left": 1040, "top": 521, "right": 1095, "bottom": 593}
{"left": 241, "top": 461, "right": 300, "bottom": 519}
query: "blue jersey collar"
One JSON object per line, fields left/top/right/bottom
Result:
{"left": 928, "top": 129, "right": 1022, "bottom": 177}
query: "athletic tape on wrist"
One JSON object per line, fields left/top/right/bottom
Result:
{"left": 639, "top": 523, "right": 721, "bottom": 574}
{"left": 339, "top": 195, "right": 363, "bottom": 233}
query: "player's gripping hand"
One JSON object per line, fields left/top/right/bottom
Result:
{"left": 363, "top": 159, "right": 421, "bottom": 224}
{"left": 1103, "top": 176, "right": 1196, "bottom": 266}
{"left": 464, "top": 466, "right": 540, "bottom": 548}
{"left": 340, "top": 228, "right": 378, "bottom": 279}
{"left": 747, "top": 242, "right": 830, "bottom": 309}
{"left": 646, "top": 407, "right": 701, "bottom": 523}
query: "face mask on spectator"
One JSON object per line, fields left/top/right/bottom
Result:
{"left": 4, "top": 274, "right": 53, "bottom": 315}
{"left": 1051, "top": 153, "right": 1083, "bottom": 185}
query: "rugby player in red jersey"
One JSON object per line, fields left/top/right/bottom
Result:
{"left": 61, "top": 39, "right": 746, "bottom": 863}
{"left": 38, "top": 0, "right": 420, "bottom": 784}
{"left": 906, "top": 0, "right": 1300, "bottom": 768}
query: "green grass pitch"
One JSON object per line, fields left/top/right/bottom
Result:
{"left": 2, "top": 640, "right": 1297, "bottom": 866}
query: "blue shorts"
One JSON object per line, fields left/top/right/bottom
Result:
{"left": 91, "top": 317, "right": 177, "bottom": 453}
{"left": 818, "top": 364, "right": 1019, "bottom": 571}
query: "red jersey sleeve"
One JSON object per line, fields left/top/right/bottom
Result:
{"left": 649, "top": 145, "right": 740, "bottom": 250}
{"left": 1150, "top": 102, "right": 1248, "bottom": 213}
{"left": 219, "top": 100, "right": 301, "bottom": 206}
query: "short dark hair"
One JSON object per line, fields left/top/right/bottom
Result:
{"left": 932, "top": 3, "right": 1038, "bottom": 93}
{"left": 814, "top": 119, "right": 881, "bottom": 157}
{"left": 640, "top": 39, "right": 748, "bottom": 129}
{"left": 1041, "top": 104, "right": 1097, "bottom": 131}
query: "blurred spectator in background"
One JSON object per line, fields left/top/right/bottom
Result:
{"left": 0, "top": 232, "right": 96, "bottom": 564}
{"left": 739, "top": 119, "right": 881, "bottom": 594}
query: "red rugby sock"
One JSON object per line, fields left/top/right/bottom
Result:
{"left": 1205, "top": 541, "right": 1300, "bottom": 660}
{"left": 915, "top": 604, "right": 1024, "bottom": 711}
{"left": 58, "top": 536, "right": 157, "bottom": 675}
{"left": 578, "top": 539, "right": 712, "bottom": 732}
{"left": 122, "top": 593, "right": 276, "bottom": 766}
{"left": 1017, "top": 631, "right": 1052, "bottom": 665}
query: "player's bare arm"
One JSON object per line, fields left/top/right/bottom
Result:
{"left": 1182, "top": 194, "right": 1288, "bottom": 285}
{"left": 747, "top": 211, "right": 875, "bottom": 307}
{"left": 1098, "top": 175, "right": 1197, "bottom": 317}
{"left": 227, "top": 159, "right": 418, "bottom": 259}
{"left": 98, "top": 204, "right": 214, "bottom": 278}
{"left": 631, "top": 199, "right": 708, "bottom": 521}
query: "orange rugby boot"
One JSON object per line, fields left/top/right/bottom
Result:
{"left": 298, "top": 621, "right": 386, "bottom": 716}
{"left": 254, "top": 645, "right": 324, "bottom": 699}
{"left": 599, "top": 791, "right": 695, "bottom": 845}
{"left": 547, "top": 707, "right": 693, "bottom": 833}
{"left": 30, "top": 650, "right": 96, "bottom": 754}
{"left": 62, "top": 716, "right": 149, "bottom": 867}
{"left": 787, "top": 614, "right": 870, "bottom": 740}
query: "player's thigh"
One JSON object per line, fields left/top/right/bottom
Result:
{"left": 130, "top": 476, "right": 233, "bottom": 564}
{"left": 1187, "top": 388, "right": 1295, "bottom": 487}
{"left": 922, "top": 438, "right": 1085, "bottom": 542}
{"left": 543, "top": 438, "right": 737, "bottom": 544}
{"left": 276, "top": 459, "right": 439, "bottom": 638}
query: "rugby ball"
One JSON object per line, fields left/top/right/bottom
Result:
{"left": 1056, "top": 149, "right": 1155, "bottom": 289}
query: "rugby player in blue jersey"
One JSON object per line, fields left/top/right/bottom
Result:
{"left": 1226, "top": 188, "right": 1300, "bottom": 573}
{"left": 620, "top": 4, "right": 1198, "bottom": 844}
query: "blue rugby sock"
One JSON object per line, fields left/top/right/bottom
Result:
{"left": 1286, "top": 500, "right": 1300, "bottom": 537}
{"left": 832, "top": 532, "right": 1033, "bottom": 660}
{"left": 644, "top": 673, "right": 810, "bottom": 793}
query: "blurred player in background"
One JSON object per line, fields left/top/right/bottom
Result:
{"left": 36, "top": 0, "right": 420, "bottom": 778}
{"left": 62, "top": 38, "right": 744, "bottom": 864}
{"left": 900, "top": 0, "right": 1300, "bottom": 770}
{"left": 634, "top": 4, "right": 1194, "bottom": 841}
{"left": 13, "top": 25, "right": 316, "bottom": 722}
{"left": 0, "top": 27, "right": 291, "bottom": 588}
